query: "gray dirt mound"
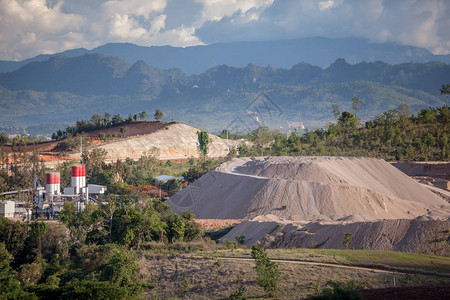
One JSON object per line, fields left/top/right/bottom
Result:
{"left": 245, "top": 216, "right": 450, "bottom": 253}
{"left": 169, "top": 156, "right": 450, "bottom": 221}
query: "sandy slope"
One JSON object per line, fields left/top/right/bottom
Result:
{"left": 86, "top": 123, "right": 247, "bottom": 161}
{"left": 169, "top": 156, "right": 450, "bottom": 221}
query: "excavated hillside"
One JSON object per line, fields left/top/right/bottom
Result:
{"left": 82, "top": 122, "right": 247, "bottom": 161}
{"left": 169, "top": 156, "right": 450, "bottom": 251}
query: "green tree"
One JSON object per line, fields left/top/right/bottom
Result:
{"left": 98, "top": 132, "right": 106, "bottom": 141}
{"left": 397, "top": 104, "right": 410, "bottom": 120}
{"left": 235, "top": 235, "right": 245, "bottom": 244}
{"left": 111, "top": 114, "right": 124, "bottom": 126}
{"left": 90, "top": 113, "right": 103, "bottom": 128}
{"left": 338, "top": 112, "right": 357, "bottom": 131}
{"left": 0, "top": 132, "right": 10, "bottom": 144}
{"left": 0, "top": 243, "right": 32, "bottom": 299}
{"left": 138, "top": 111, "right": 147, "bottom": 121}
{"left": 351, "top": 97, "right": 365, "bottom": 118}
{"left": 441, "top": 83, "right": 450, "bottom": 107}
{"left": 181, "top": 211, "right": 203, "bottom": 242}
{"left": 196, "top": 130, "right": 210, "bottom": 159}
{"left": 251, "top": 245, "right": 279, "bottom": 296}
{"left": 119, "top": 127, "right": 126, "bottom": 138}
{"left": 99, "top": 245, "right": 140, "bottom": 292}
{"left": 166, "top": 214, "right": 185, "bottom": 243}
{"left": 252, "top": 126, "right": 272, "bottom": 156}
{"left": 28, "top": 222, "right": 48, "bottom": 256}
{"left": 164, "top": 179, "right": 182, "bottom": 196}
{"left": 103, "top": 112, "right": 111, "bottom": 127}
{"left": 82, "top": 148, "right": 108, "bottom": 180}
{"left": 332, "top": 104, "right": 340, "bottom": 120}
{"left": 154, "top": 109, "right": 163, "bottom": 121}
{"left": 0, "top": 218, "right": 27, "bottom": 257}
{"left": 343, "top": 233, "right": 352, "bottom": 249}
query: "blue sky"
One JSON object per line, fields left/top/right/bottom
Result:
{"left": 1, "top": 0, "right": 449, "bottom": 60}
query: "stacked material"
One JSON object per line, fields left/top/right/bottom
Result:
{"left": 169, "top": 156, "right": 449, "bottom": 221}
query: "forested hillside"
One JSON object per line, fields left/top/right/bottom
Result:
{"left": 0, "top": 53, "right": 447, "bottom": 133}
{"left": 232, "top": 105, "right": 449, "bottom": 161}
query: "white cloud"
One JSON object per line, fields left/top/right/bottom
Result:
{"left": 101, "top": 0, "right": 166, "bottom": 18}
{"left": 138, "top": 25, "right": 203, "bottom": 47}
{"left": 1, "top": 0, "right": 450, "bottom": 60}
{"left": 197, "top": 0, "right": 450, "bottom": 55}
{"left": 150, "top": 14, "right": 167, "bottom": 34}
{"left": 194, "top": 0, "right": 274, "bottom": 24}
{"left": 0, "top": 0, "right": 200, "bottom": 60}
{"left": 0, "top": 0, "right": 84, "bottom": 59}
{"left": 106, "top": 13, "right": 147, "bottom": 39}
{"left": 319, "top": 0, "right": 342, "bottom": 11}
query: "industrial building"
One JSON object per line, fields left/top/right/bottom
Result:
{"left": 1, "top": 164, "right": 106, "bottom": 219}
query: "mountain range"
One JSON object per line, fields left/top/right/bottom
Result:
{"left": 0, "top": 38, "right": 449, "bottom": 134}
{"left": 1, "top": 37, "right": 450, "bottom": 75}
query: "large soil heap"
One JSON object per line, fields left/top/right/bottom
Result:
{"left": 169, "top": 156, "right": 450, "bottom": 251}
{"left": 169, "top": 156, "right": 449, "bottom": 221}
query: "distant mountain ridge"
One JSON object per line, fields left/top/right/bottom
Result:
{"left": 1, "top": 54, "right": 449, "bottom": 96}
{"left": 1, "top": 37, "right": 450, "bottom": 74}
{"left": 0, "top": 51, "right": 447, "bottom": 133}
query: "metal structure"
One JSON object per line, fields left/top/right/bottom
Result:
{"left": 1, "top": 164, "right": 105, "bottom": 220}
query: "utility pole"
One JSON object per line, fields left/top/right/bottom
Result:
{"left": 80, "top": 134, "right": 83, "bottom": 163}
{"left": 226, "top": 129, "right": 229, "bottom": 152}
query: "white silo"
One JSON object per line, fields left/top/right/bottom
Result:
{"left": 71, "top": 165, "right": 86, "bottom": 194}
{"left": 46, "top": 172, "right": 60, "bottom": 196}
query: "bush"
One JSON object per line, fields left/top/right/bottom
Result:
{"left": 61, "top": 279, "right": 128, "bottom": 300}
{"left": 343, "top": 233, "right": 352, "bottom": 249}
{"left": 235, "top": 235, "right": 245, "bottom": 245}
{"left": 308, "top": 280, "right": 363, "bottom": 300}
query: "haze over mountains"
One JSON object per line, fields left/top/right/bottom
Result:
{"left": 1, "top": 37, "right": 450, "bottom": 75}
{"left": 0, "top": 37, "right": 448, "bottom": 134}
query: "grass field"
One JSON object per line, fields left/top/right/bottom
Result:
{"left": 140, "top": 244, "right": 450, "bottom": 299}
{"left": 208, "top": 248, "right": 450, "bottom": 275}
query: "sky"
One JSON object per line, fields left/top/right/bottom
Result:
{"left": 1, "top": 0, "right": 450, "bottom": 61}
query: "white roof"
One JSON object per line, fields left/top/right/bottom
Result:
{"left": 154, "top": 175, "right": 183, "bottom": 182}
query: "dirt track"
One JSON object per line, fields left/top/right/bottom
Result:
{"left": 216, "top": 257, "right": 450, "bottom": 277}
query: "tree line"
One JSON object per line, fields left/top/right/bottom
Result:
{"left": 0, "top": 186, "right": 203, "bottom": 298}
{"left": 51, "top": 109, "right": 164, "bottom": 141}
{"left": 225, "top": 104, "right": 449, "bottom": 161}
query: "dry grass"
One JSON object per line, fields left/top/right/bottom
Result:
{"left": 136, "top": 247, "right": 450, "bottom": 299}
